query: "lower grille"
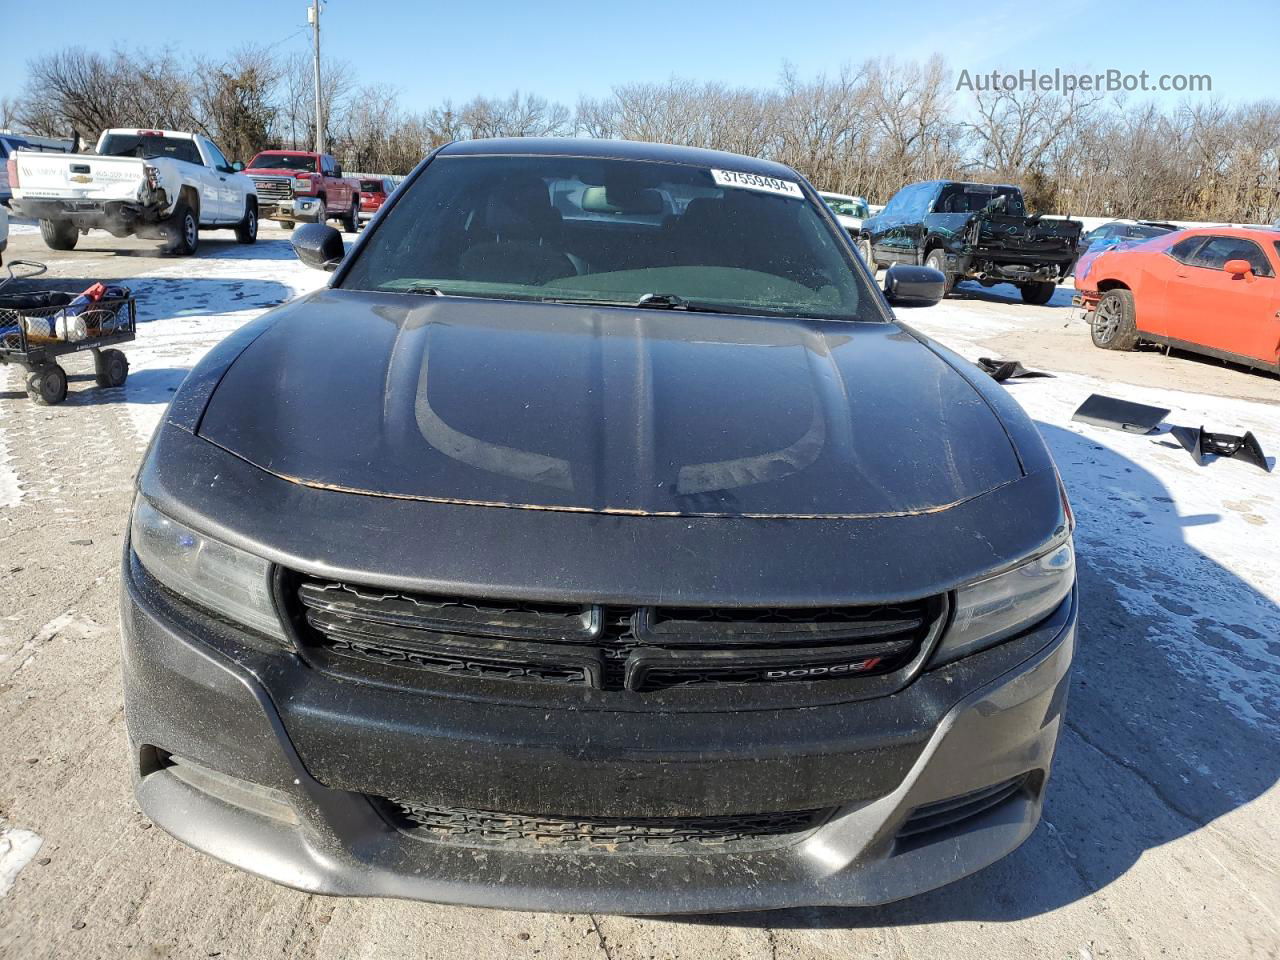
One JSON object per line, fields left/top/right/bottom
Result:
{"left": 896, "top": 775, "right": 1030, "bottom": 844}
{"left": 291, "top": 578, "right": 942, "bottom": 695}
{"left": 384, "top": 799, "right": 830, "bottom": 852}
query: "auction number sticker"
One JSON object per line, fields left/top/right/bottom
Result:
{"left": 710, "top": 169, "right": 804, "bottom": 199}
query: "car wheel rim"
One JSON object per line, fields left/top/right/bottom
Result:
{"left": 185, "top": 215, "right": 196, "bottom": 247}
{"left": 1095, "top": 300, "right": 1119, "bottom": 341}
{"left": 249, "top": 211, "right": 256, "bottom": 236}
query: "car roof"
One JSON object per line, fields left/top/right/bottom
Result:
{"left": 1172, "top": 225, "right": 1280, "bottom": 243}
{"left": 918, "top": 179, "right": 1020, "bottom": 192}
{"left": 438, "top": 137, "right": 800, "bottom": 179}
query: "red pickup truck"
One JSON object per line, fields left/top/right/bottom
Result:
{"left": 243, "top": 151, "right": 361, "bottom": 231}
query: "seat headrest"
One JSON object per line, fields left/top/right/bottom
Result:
{"left": 481, "top": 178, "right": 558, "bottom": 240}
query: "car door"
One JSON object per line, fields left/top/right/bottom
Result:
{"left": 201, "top": 138, "right": 240, "bottom": 221}
{"left": 911, "top": 183, "right": 944, "bottom": 264}
{"left": 874, "top": 185, "right": 916, "bottom": 263}
{"left": 323, "top": 155, "right": 350, "bottom": 210}
{"left": 1164, "top": 235, "right": 1279, "bottom": 363}
{"left": 182, "top": 138, "right": 226, "bottom": 222}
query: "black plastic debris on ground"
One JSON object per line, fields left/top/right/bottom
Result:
{"left": 977, "top": 357, "right": 1055, "bottom": 382}
{"left": 1169, "top": 425, "right": 1272, "bottom": 472}
{"left": 1071, "top": 394, "right": 1170, "bottom": 435}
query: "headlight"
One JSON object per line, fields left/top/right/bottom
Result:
{"left": 294, "top": 177, "right": 312, "bottom": 191}
{"left": 130, "top": 498, "right": 286, "bottom": 642}
{"left": 930, "top": 539, "right": 1075, "bottom": 667}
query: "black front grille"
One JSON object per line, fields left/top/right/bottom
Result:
{"left": 384, "top": 798, "right": 829, "bottom": 852}
{"left": 251, "top": 176, "right": 293, "bottom": 201}
{"left": 292, "top": 579, "right": 940, "bottom": 694}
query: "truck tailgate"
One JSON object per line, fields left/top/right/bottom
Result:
{"left": 12, "top": 152, "right": 145, "bottom": 202}
{"left": 975, "top": 215, "right": 1080, "bottom": 256}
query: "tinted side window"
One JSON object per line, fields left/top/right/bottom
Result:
{"left": 1167, "top": 236, "right": 1205, "bottom": 263}
{"left": 171, "top": 140, "right": 202, "bottom": 165}
{"left": 1189, "top": 236, "right": 1274, "bottom": 276}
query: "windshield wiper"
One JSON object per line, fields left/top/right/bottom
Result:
{"left": 402, "top": 284, "right": 446, "bottom": 296}
{"left": 540, "top": 293, "right": 739, "bottom": 314}
{"left": 635, "top": 292, "right": 690, "bottom": 309}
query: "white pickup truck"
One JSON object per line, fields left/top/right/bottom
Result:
{"left": 7, "top": 129, "right": 258, "bottom": 255}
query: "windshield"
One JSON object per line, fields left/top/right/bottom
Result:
{"left": 360, "top": 179, "right": 385, "bottom": 193}
{"left": 934, "top": 185, "right": 1025, "bottom": 215}
{"left": 99, "top": 134, "right": 201, "bottom": 164}
{"left": 341, "top": 155, "right": 877, "bottom": 321}
{"left": 248, "top": 153, "right": 317, "bottom": 172}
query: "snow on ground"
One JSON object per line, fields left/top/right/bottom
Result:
{"left": 909, "top": 286, "right": 1280, "bottom": 732}
{"left": 0, "top": 825, "right": 42, "bottom": 898}
{"left": 0, "top": 421, "right": 17, "bottom": 508}
{"left": 119, "top": 228, "right": 328, "bottom": 441}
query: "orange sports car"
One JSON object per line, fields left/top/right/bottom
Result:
{"left": 1075, "top": 226, "right": 1280, "bottom": 374}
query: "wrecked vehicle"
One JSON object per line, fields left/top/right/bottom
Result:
{"left": 7, "top": 129, "right": 258, "bottom": 255}
{"left": 121, "top": 138, "right": 1077, "bottom": 913}
{"left": 859, "top": 180, "right": 1081, "bottom": 304}
{"left": 1077, "top": 226, "right": 1280, "bottom": 374}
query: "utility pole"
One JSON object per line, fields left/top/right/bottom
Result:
{"left": 309, "top": 0, "right": 324, "bottom": 154}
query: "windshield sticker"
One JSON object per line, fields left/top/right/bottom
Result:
{"left": 710, "top": 169, "right": 804, "bottom": 199}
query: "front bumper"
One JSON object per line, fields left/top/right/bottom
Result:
{"left": 121, "top": 542, "right": 1077, "bottom": 913}
{"left": 259, "top": 197, "right": 323, "bottom": 224}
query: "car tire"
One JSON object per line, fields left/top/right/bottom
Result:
{"left": 1091, "top": 288, "right": 1140, "bottom": 351}
{"left": 167, "top": 201, "right": 200, "bottom": 256}
{"left": 924, "top": 248, "right": 954, "bottom": 294}
{"left": 857, "top": 238, "right": 876, "bottom": 269}
{"left": 27, "top": 363, "right": 68, "bottom": 405}
{"left": 281, "top": 221, "right": 295, "bottom": 231}
{"left": 235, "top": 201, "right": 258, "bottom": 244}
{"left": 342, "top": 199, "right": 358, "bottom": 233}
{"left": 1019, "top": 280, "right": 1056, "bottom": 306}
{"left": 94, "top": 348, "right": 129, "bottom": 388}
{"left": 40, "top": 219, "right": 78, "bottom": 251}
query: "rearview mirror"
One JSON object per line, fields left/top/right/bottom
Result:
{"left": 884, "top": 264, "right": 946, "bottom": 307}
{"left": 1224, "top": 258, "right": 1252, "bottom": 277}
{"left": 292, "top": 223, "right": 345, "bottom": 271}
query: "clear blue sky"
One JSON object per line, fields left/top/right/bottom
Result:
{"left": 0, "top": 0, "right": 1269, "bottom": 110}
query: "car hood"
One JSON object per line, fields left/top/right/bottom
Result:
{"left": 196, "top": 290, "right": 1023, "bottom": 518}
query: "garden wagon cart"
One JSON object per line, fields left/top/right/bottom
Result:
{"left": 0, "top": 260, "right": 136, "bottom": 405}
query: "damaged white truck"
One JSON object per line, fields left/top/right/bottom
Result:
{"left": 6, "top": 129, "right": 258, "bottom": 255}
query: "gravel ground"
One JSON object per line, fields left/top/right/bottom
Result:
{"left": 0, "top": 225, "right": 1276, "bottom": 960}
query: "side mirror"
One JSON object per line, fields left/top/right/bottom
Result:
{"left": 884, "top": 264, "right": 946, "bottom": 307}
{"left": 1224, "top": 258, "right": 1252, "bottom": 278}
{"left": 231, "top": 161, "right": 244, "bottom": 172}
{"left": 292, "top": 223, "right": 345, "bottom": 271}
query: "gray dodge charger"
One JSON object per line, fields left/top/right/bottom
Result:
{"left": 121, "top": 138, "right": 1077, "bottom": 913}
